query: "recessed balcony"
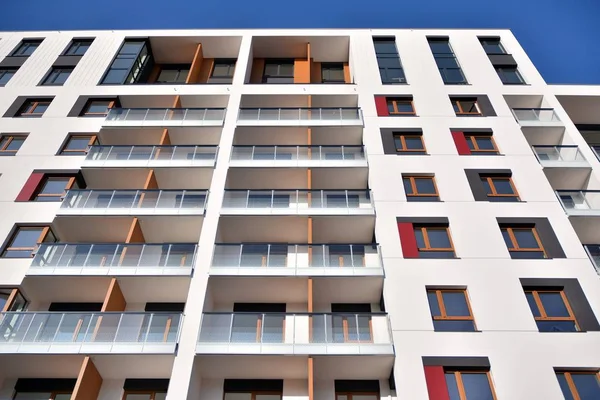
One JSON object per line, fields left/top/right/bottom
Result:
{"left": 237, "top": 108, "right": 363, "bottom": 126}
{"left": 512, "top": 108, "right": 562, "bottom": 127}
{"left": 556, "top": 190, "right": 600, "bottom": 216}
{"left": 229, "top": 145, "right": 366, "bottom": 167}
{"left": 221, "top": 190, "right": 374, "bottom": 215}
{"left": 104, "top": 107, "right": 226, "bottom": 127}
{"left": 29, "top": 243, "right": 197, "bottom": 276}
{"left": 210, "top": 243, "right": 382, "bottom": 276}
{"left": 84, "top": 145, "right": 218, "bottom": 168}
{"left": 58, "top": 189, "right": 207, "bottom": 216}
{"left": 532, "top": 145, "right": 589, "bottom": 168}
{"left": 0, "top": 312, "right": 181, "bottom": 354}
{"left": 196, "top": 312, "right": 392, "bottom": 355}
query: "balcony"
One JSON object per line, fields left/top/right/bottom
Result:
{"left": 58, "top": 189, "right": 207, "bottom": 216}
{"left": 29, "top": 243, "right": 197, "bottom": 276}
{"left": 532, "top": 145, "right": 590, "bottom": 168}
{"left": 229, "top": 145, "right": 366, "bottom": 167}
{"left": 0, "top": 312, "right": 181, "bottom": 354}
{"left": 196, "top": 312, "right": 392, "bottom": 355}
{"left": 583, "top": 245, "right": 600, "bottom": 275}
{"left": 237, "top": 108, "right": 363, "bottom": 126}
{"left": 84, "top": 145, "right": 218, "bottom": 168}
{"left": 210, "top": 244, "right": 382, "bottom": 276}
{"left": 556, "top": 190, "right": 600, "bottom": 216}
{"left": 221, "top": 190, "right": 374, "bottom": 215}
{"left": 104, "top": 108, "right": 226, "bottom": 127}
{"left": 512, "top": 108, "right": 562, "bottom": 127}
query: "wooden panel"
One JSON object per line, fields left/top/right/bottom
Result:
{"left": 15, "top": 172, "right": 44, "bottom": 201}
{"left": 102, "top": 278, "right": 126, "bottom": 312}
{"left": 343, "top": 62, "right": 351, "bottom": 83}
{"left": 311, "top": 62, "right": 321, "bottom": 83}
{"left": 187, "top": 43, "right": 204, "bottom": 84}
{"left": 72, "top": 357, "right": 103, "bottom": 400}
{"left": 294, "top": 59, "right": 310, "bottom": 83}
{"left": 307, "top": 277, "right": 313, "bottom": 312}
{"left": 143, "top": 170, "right": 159, "bottom": 190}
{"left": 125, "top": 218, "right": 145, "bottom": 244}
{"left": 198, "top": 58, "right": 214, "bottom": 83}
{"left": 250, "top": 59, "right": 265, "bottom": 83}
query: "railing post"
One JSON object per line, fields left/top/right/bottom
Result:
{"left": 51, "top": 313, "right": 67, "bottom": 342}
{"left": 179, "top": 190, "right": 186, "bottom": 209}
{"left": 202, "top": 109, "right": 208, "bottom": 121}
{"left": 250, "top": 146, "right": 255, "bottom": 160}
{"left": 127, "top": 145, "right": 135, "bottom": 161}
{"left": 143, "top": 314, "right": 154, "bottom": 343}
{"left": 266, "top": 244, "right": 271, "bottom": 268}
{"left": 260, "top": 313, "right": 265, "bottom": 343}
{"left": 113, "top": 313, "right": 124, "bottom": 344}
{"left": 55, "top": 243, "right": 69, "bottom": 267}
{"left": 238, "top": 244, "right": 243, "bottom": 268}
{"left": 106, "top": 190, "right": 116, "bottom": 209}
{"left": 110, "top": 244, "right": 121, "bottom": 267}
{"left": 257, "top": 108, "right": 261, "bottom": 120}
{"left": 191, "top": 146, "right": 197, "bottom": 162}
{"left": 270, "top": 190, "right": 275, "bottom": 209}
{"left": 82, "top": 244, "right": 93, "bottom": 267}
{"left": 104, "top": 146, "right": 113, "bottom": 163}
{"left": 124, "top": 108, "right": 131, "bottom": 121}
{"left": 339, "top": 107, "right": 343, "bottom": 124}
{"left": 20, "top": 313, "right": 37, "bottom": 344}
{"left": 274, "top": 145, "right": 277, "bottom": 161}
{"left": 136, "top": 244, "right": 145, "bottom": 267}
{"left": 80, "top": 191, "right": 90, "bottom": 209}
{"left": 163, "top": 244, "right": 171, "bottom": 268}
{"left": 183, "top": 109, "right": 188, "bottom": 121}
{"left": 355, "top": 314, "right": 360, "bottom": 343}
{"left": 143, "top": 109, "right": 150, "bottom": 121}
{"left": 245, "top": 190, "right": 250, "bottom": 208}
{"left": 345, "top": 190, "right": 349, "bottom": 208}
{"left": 228, "top": 314, "right": 234, "bottom": 343}
{"left": 349, "top": 244, "right": 354, "bottom": 268}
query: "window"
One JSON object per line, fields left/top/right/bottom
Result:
{"left": 209, "top": 59, "right": 236, "bottom": 82}
{"left": 263, "top": 60, "right": 294, "bottom": 83}
{"left": 11, "top": 39, "right": 42, "bottom": 56}
{"left": 465, "top": 134, "right": 499, "bottom": 155}
{"left": 414, "top": 225, "right": 455, "bottom": 258}
{"left": 387, "top": 98, "right": 415, "bottom": 115}
{"left": 123, "top": 391, "right": 166, "bottom": 399}
{"left": 373, "top": 37, "right": 406, "bottom": 84}
{"left": 445, "top": 370, "right": 497, "bottom": 400}
{"left": 64, "top": 39, "right": 93, "bottom": 56}
{"left": 1, "top": 226, "right": 56, "bottom": 258}
{"left": 16, "top": 99, "right": 51, "bottom": 117}
{"left": 427, "top": 289, "right": 476, "bottom": 332}
{"left": 393, "top": 133, "right": 426, "bottom": 154}
{"left": 321, "top": 63, "right": 345, "bottom": 83}
{"left": 501, "top": 226, "right": 546, "bottom": 259}
{"left": 14, "top": 393, "right": 72, "bottom": 399}
{"left": 525, "top": 289, "right": 579, "bottom": 332}
{"left": 60, "top": 135, "right": 97, "bottom": 155}
{"left": 0, "top": 135, "right": 26, "bottom": 156}
{"left": 403, "top": 175, "right": 439, "bottom": 201}
{"left": 156, "top": 66, "right": 190, "bottom": 83}
{"left": 41, "top": 67, "right": 73, "bottom": 86}
{"left": 224, "top": 392, "right": 282, "bottom": 400}
{"left": 428, "top": 38, "right": 467, "bottom": 84}
{"left": 335, "top": 393, "right": 378, "bottom": 400}
{"left": 451, "top": 98, "right": 481, "bottom": 115}
{"left": 0, "top": 68, "right": 17, "bottom": 86}
{"left": 101, "top": 40, "right": 150, "bottom": 85}
{"left": 495, "top": 67, "right": 525, "bottom": 84}
{"left": 479, "top": 38, "right": 506, "bottom": 55}
{"left": 556, "top": 371, "right": 600, "bottom": 400}
{"left": 480, "top": 176, "right": 519, "bottom": 202}
{"left": 34, "top": 176, "right": 78, "bottom": 202}
{"left": 0, "top": 288, "right": 27, "bottom": 312}
{"left": 80, "top": 99, "right": 115, "bottom": 117}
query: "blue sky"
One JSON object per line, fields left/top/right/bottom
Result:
{"left": 1, "top": 0, "right": 598, "bottom": 84}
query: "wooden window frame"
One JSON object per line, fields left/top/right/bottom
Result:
{"left": 465, "top": 134, "right": 499, "bottom": 154}
{"left": 0, "top": 135, "right": 26, "bottom": 155}
{"left": 81, "top": 99, "right": 115, "bottom": 116}
{"left": 481, "top": 176, "right": 519, "bottom": 200}
{"left": 427, "top": 289, "right": 476, "bottom": 328}
{"left": 34, "top": 176, "right": 77, "bottom": 201}
{"left": 501, "top": 226, "right": 546, "bottom": 257}
{"left": 403, "top": 175, "right": 439, "bottom": 199}
{"left": 335, "top": 392, "right": 380, "bottom": 400}
{"left": 223, "top": 391, "right": 283, "bottom": 400}
{"left": 122, "top": 390, "right": 167, "bottom": 400}
{"left": 60, "top": 135, "right": 97, "bottom": 155}
{"left": 393, "top": 133, "right": 426, "bottom": 153}
{"left": 445, "top": 370, "right": 498, "bottom": 400}
{"left": 387, "top": 98, "right": 415, "bottom": 115}
{"left": 414, "top": 226, "right": 455, "bottom": 254}
{"left": 556, "top": 371, "right": 600, "bottom": 400}
{"left": 525, "top": 289, "right": 580, "bottom": 330}
{"left": 16, "top": 99, "right": 51, "bottom": 117}
{"left": 452, "top": 98, "right": 481, "bottom": 115}
{"left": 2, "top": 226, "right": 54, "bottom": 258}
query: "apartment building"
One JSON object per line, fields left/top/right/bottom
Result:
{"left": 0, "top": 28, "right": 598, "bottom": 400}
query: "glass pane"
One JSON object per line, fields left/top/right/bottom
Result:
{"left": 14, "top": 393, "right": 55, "bottom": 399}
{"left": 462, "top": 373, "right": 495, "bottom": 400}
{"left": 414, "top": 178, "right": 436, "bottom": 194}
{"left": 459, "top": 101, "right": 478, "bottom": 113}
{"left": 427, "top": 229, "right": 451, "bottom": 248}
{"left": 40, "top": 178, "right": 69, "bottom": 194}
{"left": 475, "top": 137, "right": 494, "bottom": 150}
{"left": 538, "top": 292, "right": 570, "bottom": 317}
{"left": 404, "top": 137, "right": 423, "bottom": 150}
{"left": 55, "top": 395, "right": 73, "bottom": 400}
{"left": 525, "top": 292, "right": 541, "bottom": 317}
{"left": 33, "top": 103, "right": 49, "bottom": 113}
{"left": 414, "top": 228, "right": 425, "bottom": 248}
{"left": 224, "top": 394, "right": 252, "bottom": 400}
{"left": 433, "top": 320, "right": 476, "bottom": 332}
{"left": 501, "top": 229, "right": 512, "bottom": 248}
{"left": 396, "top": 102, "right": 414, "bottom": 113}
{"left": 513, "top": 229, "right": 539, "bottom": 249}
{"left": 255, "top": 396, "right": 282, "bottom": 400}
{"left": 11, "top": 228, "right": 44, "bottom": 247}
{"left": 556, "top": 373, "right": 576, "bottom": 400}
{"left": 536, "top": 320, "right": 578, "bottom": 332}
{"left": 212, "top": 64, "right": 232, "bottom": 77}
{"left": 387, "top": 102, "right": 395, "bottom": 114}
{"left": 231, "top": 314, "right": 260, "bottom": 342}
{"left": 121, "top": 42, "right": 145, "bottom": 54}
{"left": 374, "top": 41, "right": 398, "bottom": 54}
{"left": 442, "top": 292, "right": 470, "bottom": 316}
{"left": 442, "top": 68, "right": 466, "bottom": 83}
{"left": 6, "top": 138, "right": 25, "bottom": 151}
{"left": 491, "top": 179, "right": 514, "bottom": 195}
{"left": 480, "top": 178, "right": 492, "bottom": 195}
{"left": 403, "top": 178, "right": 413, "bottom": 195}
{"left": 86, "top": 102, "right": 110, "bottom": 113}
{"left": 427, "top": 291, "right": 441, "bottom": 316}
{"left": 55, "top": 70, "right": 71, "bottom": 84}
{"left": 157, "top": 69, "right": 178, "bottom": 82}
{"left": 124, "top": 395, "right": 152, "bottom": 400}
{"left": 429, "top": 41, "right": 452, "bottom": 54}
{"left": 155, "top": 394, "right": 167, "bottom": 400}
{"left": 66, "top": 137, "right": 91, "bottom": 150}
{"left": 572, "top": 373, "right": 600, "bottom": 400}
{"left": 444, "top": 373, "right": 461, "bottom": 400}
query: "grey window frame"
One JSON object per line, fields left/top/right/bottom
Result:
{"left": 321, "top": 62, "right": 345, "bottom": 83}
{"left": 10, "top": 39, "right": 43, "bottom": 57}
{"left": 210, "top": 59, "right": 236, "bottom": 78}
{"left": 0, "top": 68, "right": 18, "bottom": 86}
{"left": 479, "top": 38, "right": 506, "bottom": 55}
{"left": 495, "top": 66, "right": 525, "bottom": 85}
{"left": 428, "top": 38, "right": 468, "bottom": 85}
{"left": 373, "top": 37, "right": 406, "bottom": 84}
{"left": 262, "top": 59, "right": 295, "bottom": 83}
{"left": 63, "top": 39, "right": 94, "bottom": 56}
{"left": 156, "top": 65, "right": 190, "bottom": 83}
{"left": 100, "top": 39, "right": 151, "bottom": 85}
{"left": 41, "top": 67, "right": 74, "bottom": 86}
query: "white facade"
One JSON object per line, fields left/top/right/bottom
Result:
{"left": 0, "top": 28, "right": 599, "bottom": 400}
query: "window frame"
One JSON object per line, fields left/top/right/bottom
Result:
{"left": 464, "top": 134, "right": 499, "bottom": 155}
{"left": 1, "top": 226, "right": 55, "bottom": 258}
{"left": 501, "top": 226, "right": 546, "bottom": 257}
{"left": 321, "top": 62, "right": 346, "bottom": 84}
{"left": 445, "top": 370, "right": 498, "bottom": 400}
{"left": 427, "top": 289, "right": 476, "bottom": 330}
{"left": 0, "top": 68, "right": 18, "bottom": 86}
{"left": 16, "top": 99, "right": 51, "bottom": 117}
{"left": 393, "top": 133, "right": 426, "bottom": 154}
{"left": 452, "top": 98, "right": 481, "bottom": 115}
{"left": 555, "top": 370, "right": 600, "bottom": 400}
{"left": 63, "top": 39, "right": 94, "bottom": 56}
{"left": 387, "top": 98, "right": 415, "bottom": 115}
{"left": 495, "top": 66, "right": 525, "bottom": 85}
{"left": 60, "top": 135, "right": 97, "bottom": 155}
{"left": 479, "top": 38, "right": 506, "bottom": 55}
{"left": 335, "top": 392, "right": 379, "bottom": 400}
{"left": 223, "top": 391, "right": 283, "bottom": 400}
{"left": 41, "top": 67, "right": 74, "bottom": 86}
{"left": 122, "top": 390, "right": 167, "bottom": 400}
{"left": 0, "top": 135, "right": 26, "bottom": 156}
{"left": 414, "top": 225, "right": 455, "bottom": 255}
{"left": 525, "top": 289, "right": 580, "bottom": 331}
{"left": 262, "top": 59, "right": 295, "bottom": 83}
{"left": 156, "top": 65, "right": 190, "bottom": 84}
{"left": 80, "top": 99, "right": 115, "bottom": 117}
{"left": 13, "top": 391, "right": 72, "bottom": 399}
{"left": 403, "top": 175, "right": 439, "bottom": 200}
{"left": 481, "top": 176, "right": 520, "bottom": 201}
{"left": 10, "top": 39, "right": 42, "bottom": 57}
{"left": 210, "top": 59, "right": 236, "bottom": 79}
{"left": 34, "top": 176, "right": 77, "bottom": 202}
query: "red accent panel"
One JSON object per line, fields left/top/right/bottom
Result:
{"left": 397, "top": 222, "right": 419, "bottom": 258}
{"left": 451, "top": 131, "right": 471, "bottom": 155}
{"left": 375, "top": 96, "right": 389, "bottom": 116}
{"left": 424, "top": 366, "right": 450, "bottom": 400}
{"left": 15, "top": 172, "right": 44, "bottom": 202}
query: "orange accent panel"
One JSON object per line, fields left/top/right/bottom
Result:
{"left": 343, "top": 62, "right": 351, "bottom": 83}
{"left": 143, "top": 170, "right": 159, "bottom": 190}
{"left": 307, "top": 277, "right": 313, "bottom": 312}
{"left": 250, "top": 59, "right": 265, "bottom": 83}
{"left": 294, "top": 59, "right": 310, "bottom": 83}
{"left": 172, "top": 96, "right": 181, "bottom": 109}
{"left": 102, "top": 278, "right": 126, "bottom": 312}
{"left": 198, "top": 58, "right": 214, "bottom": 83}
{"left": 187, "top": 43, "right": 204, "bottom": 84}
{"left": 310, "top": 61, "right": 321, "bottom": 83}
{"left": 72, "top": 357, "right": 103, "bottom": 400}
{"left": 308, "top": 357, "right": 314, "bottom": 400}
{"left": 159, "top": 129, "right": 171, "bottom": 146}
{"left": 125, "top": 218, "right": 145, "bottom": 244}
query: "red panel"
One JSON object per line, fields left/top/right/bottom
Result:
{"left": 424, "top": 366, "right": 450, "bottom": 400}
{"left": 15, "top": 172, "right": 44, "bottom": 202}
{"left": 397, "top": 222, "right": 419, "bottom": 258}
{"left": 451, "top": 131, "right": 471, "bottom": 155}
{"left": 375, "top": 96, "right": 389, "bottom": 116}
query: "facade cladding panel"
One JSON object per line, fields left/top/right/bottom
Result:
{"left": 0, "top": 28, "right": 598, "bottom": 400}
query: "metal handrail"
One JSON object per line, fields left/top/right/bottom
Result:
{"left": 61, "top": 189, "right": 208, "bottom": 210}
{"left": 230, "top": 145, "right": 366, "bottom": 161}
{"left": 237, "top": 107, "right": 363, "bottom": 122}
{"left": 531, "top": 145, "right": 586, "bottom": 162}
{"left": 105, "top": 108, "right": 226, "bottom": 122}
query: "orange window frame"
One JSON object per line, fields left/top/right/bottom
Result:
{"left": 61, "top": 135, "right": 97, "bottom": 154}
{"left": 526, "top": 290, "right": 579, "bottom": 330}
{"left": 403, "top": 176, "right": 439, "bottom": 198}
{"left": 393, "top": 134, "right": 426, "bottom": 152}
{"left": 17, "top": 99, "right": 50, "bottom": 116}
{"left": 501, "top": 226, "right": 546, "bottom": 256}
{"left": 0, "top": 135, "right": 25, "bottom": 154}
{"left": 414, "top": 226, "right": 455, "bottom": 253}
{"left": 3, "top": 226, "right": 54, "bottom": 257}
{"left": 34, "top": 176, "right": 77, "bottom": 201}
{"left": 464, "top": 135, "right": 499, "bottom": 154}
{"left": 452, "top": 99, "right": 481, "bottom": 115}
{"left": 81, "top": 99, "right": 115, "bottom": 116}
{"left": 223, "top": 392, "right": 283, "bottom": 400}
{"left": 122, "top": 390, "right": 167, "bottom": 400}
{"left": 427, "top": 289, "right": 476, "bottom": 327}
{"left": 387, "top": 98, "right": 415, "bottom": 115}
{"left": 556, "top": 371, "right": 599, "bottom": 400}
{"left": 481, "top": 176, "right": 519, "bottom": 200}
{"left": 445, "top": 370, "right": 497, "bottom": 400}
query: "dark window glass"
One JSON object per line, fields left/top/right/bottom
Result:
{"left": 496, "top": 67, "right": 524, "bottom": 84}
{"left": 525, "top": 290, "right": 579, "bottom": 332}
{"left": 35, "top": 177, "right": 74, "bottom": 202}
{"left": 17, "top": 99, "right": 51, "bottom": 117}
{"left": 475, "top": 137, "right": 495, "bottom": 149}
{"left": 157, "top": 67, "right": 189, "bottom": 83}
{"left": 525, "top": 292, "right": 541, "bottom": 317}
{"left": 0, "top": 68, "right": 17, "bottom": 86}
{"left": 427, "top": 292, "right": 441, "bottom": 316}
{"left": 571, "top": 373, "right": 600, "bottom": 400}
{"left": 0, "top": 136, "right": 26, "bottom": 155}
{"left": 101, "top": 40, "right": 150, "bottom": 85}
{"left": 61, "top": 135, "right": 96, "bottom": 154}
{"left": 462, "top": 373, "right": 495, "bottom": 400}
{"left": 65, "top": 39, "right": 94, "bottom": 56}
{"left": 429, "top": 40, "right": 453, "bottom": 54}
{"left": 11, "top": 40, "right": 42, "bottom": 56}
{"left": 82, "top": 100, "right": 114, "bottom": 116}
{"left": 211, "top": 60, "right": 236, "bottom": 79}
{"left": 403, "top": 176, "right": 439, "bottom": 201}
{"left": 2, "top": 226, "right": 55, "bottom": 258}
{"left": 321, "top": 63, "right": 345, "bottom": 83}
{"left": 387, "top": 98, "right": 414, "bottom": 114}
{"left": 374, "top": 38, "right": 406, "bottom": 84}
{"left": 428, "top": 229, "right": 451, "bottom": 248}
{"left": 556, "top": 373, "right": 576, "bottom": 400}
{"left": 442, "top": 292, "right": 470, "bottom": 316}
{"left": 405, "top": 137, "right": 424, "bottom": 150}
{"left": 263, "top": 60, "right": 295, "bottom": 83}
{"left": 480, "top": 38, "right": 505, "bottom": 54}
{"left": 42, "top": 67, "right": 73, "bottom": 86}
{"left": 539, "top": 292, "right": 570, "bottom": 317}
{"left": 445, "top": 373, "right": 461, "bottom": 400}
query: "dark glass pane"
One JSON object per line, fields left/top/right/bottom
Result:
{"left": 403, "top": 178, "right": 413, "bottom": 195}
{"left": 536, "top": 320, "right": 578, "bottom": 332}
{"left": 481, "top": 178, "right": 492, "bottom": 195}
{"left": 33, "top": 103, "right": 49, "bottom": 114}
{"left": 442, "top": 292, "right": 470, "bottom": 316}
{"left": 394, "top": 136, "right": 404, "bottom": 150}
{"left": 509, "top": 250, "right": 546, "bottom": 259}
{"left": 377, "top": 56, "right": 402, "bottom": 68}
{"left": 278, "top": 63, "right": 294, "bottom": 76}
{"left": 429, "top": 41, "right": 452, "bottom": 54}
{"left": 462, "top": 373, "right": 494, "bottom": 400}
{"left": 556, "top": 373, "right": 576, "bottom": 400}
{"left": 436, "top": 56, "right": 460, "bottom": 69}
{"left": 103, "top": 69, "right": 128, "bottom": 84}
{"left": 433, "top": 320, "right": 476, "bottom": 332}
{"left": 212, "top": 63, "right": 234, "bottom": 77}
{"left": 0, "top": 70, "right": 15, "bottom": 85}
{"left": 498, "top": 68, "right": 524, "bottom": 84}
{"left": 11, "top": 228, "right": 44, "bottom": 247}
{"left": 86, "top": 102, "right": 110, "bottom": 114}
{"left": 396, "top": 102, "right": 414, "bottom": 113}
{"left": 66, "top": 137, "right": 92, "bottom": 150}
{"left": 491, "top": 179, "right": 514, "bottom": 195}
{"left": 427, "top": 292, "right": 441, "bottom": 316}
{"left": 482, "top": 41, "right": 505, "bottom": 54}
{"left": 111, "top": 56, "right": 136, "bottom": 69}
{"left": 5, "top": 138, "right": 25, "bottom": 151}
{"left": 404, "top": 137, "right": 424, "bottom": 150}
{"left": 513, "top": 229, "right": 539, "bottom": 249}
{"left": 501, "top": 229, "right": 513, "bottom": 248}
{"left": 374, "top": 41, "right": 398, "bottom": 54}
{"left": 452, "top": 103, "right": 460, "bottom": 113}
{"left": 442, "top": 68, "right": 467, "bottom": 84}
{"left": 120, "top": 42, "right": 145, "bottom": 54}
{"left": 571, "top": 373, "right": 600, "bottom": 400}
{"left": 414, "top": 178, "right": 436, "bottom": 194}
{"left": 460, "top": 101, "right": 478, "bottom": 113}
{"left": 39, "top": 179, "right": 69, "bottom": 194}
{"left": 427, "top": 229, "right": 451, "bottom": 248}
{"left": 444, "top": 373, "right": 461, "bottom": 400}
{"left": 414, "top": 228, "right": 425, "bottom": 248}
{"left": 525, "top": 292, "right": 541, "bottom": 317}
{"left": 539, "top": 293, "right": 570, "bottom": 317}
{"left": 475, "top": 137, "right": 495, "bottom": 150}
{"left": 387, "top": 102, "right": 395, "bottom": 114}
{"left": 383, "top": 68, "right": 406, "bottom": 83}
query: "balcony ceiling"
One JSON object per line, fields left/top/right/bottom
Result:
{"left": 98, "top": 127, "right": 223, "bottom": 146}
{"left": 252, "top": 36, "right": 349, "bottom": 61}
{"left": 150, "top": 36, "right": 243, "bottom": 63}
{"left": 557, "top": 95, "right": 600, "bottom": 124}
{"left": 0, "top": 355, "right": 83, "bottom": 378}
{"left": 233, "top": 126, "right": 364, "bottom": 146}
{"left": 194, "top": 355, "right": 308, "bottom": 379}
{"left": 118, "top": 95, "right": 229, "bottom": 109}
{"left": 543, "top": 168, "right": 591, "bottom": 190}
{"left": 240, "top": 95, "right": 358, "bottom": 108}
{"left": 82, "top": 167, "right": 213, "bottom": 189}
{"left": 225, "top": 168, "right": 368, "bottom": 190}
{"left": 503, "top": 95, "right": 544, "bottom": 109}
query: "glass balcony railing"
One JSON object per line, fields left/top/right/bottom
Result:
{"left": 31, "top": 243, "right": 197, "bottom": 271}
{"left": 532, "top": 145, "right": 587, "bottom": 163}
{"left": 221, "top": 190, "right": 373, "bottom": 213}
{"left": 105, "top": 108, "right": 226, "bottom": 125}
{"left": 61, "top": 190, "right": 207, "bottom": 211}
{"left": 556, "top": 190, "right": 600, "bottom": 213}
{"left": 583, "top": 245, "right": 600, "bottom": 275}
{"left": 0, "top": 312, "right": 182, "bottom": 348}
{"left": 237, "top": 108, "right": 363, "bottom": 124}
{"left": 211, "top": 244, "right": 381, "bottom": 272}
{"left": 230, "top": 146, "right": 366, "bottom": 163}
{"left": 85, "top": 145, "right": 218, "bottom": 165}
{"left": 512, "top": 108, "right": 561, "bottom": 123}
